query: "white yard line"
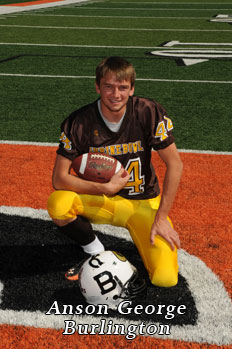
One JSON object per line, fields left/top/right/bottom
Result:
{"left": 0, "top": 140, "right": 59, "bottom": 147}
{"left": 0, "top": 42, "right": 159, "bottom": 48}
{"left": 13, "top": 14, "right": 213, "bottom": 19}
{"left": 138, "top": 77, "right": 232, "bottom": 84}
{"left": 0, "top": 73, "right": 232, "bottom": 85}
{"left": 62, "top": 6, "right": 232, "bottom": 11}
{"left": 2, "top": 42, "right": 232, "bottom": 50}
{"left": 111, "top": 2, "right": 232, "bottom": 4}
{"left": 0, "top": 140, "right": 231, "bottom": 155}
{"left": 1, "top": 24, "right": 231, "bottom": 32}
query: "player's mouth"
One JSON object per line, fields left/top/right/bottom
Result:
{"left": 109, "top": 99, "right": 122, "bottom": 104}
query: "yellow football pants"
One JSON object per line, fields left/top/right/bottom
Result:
{"left": 47, "top": 190, "right": 178, "bottom": 287}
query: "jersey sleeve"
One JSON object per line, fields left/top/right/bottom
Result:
{"left": 147, "top": 101, "right": 175, "bottom": 150}
{"left": 56, "top": 112, "right": 82, "bottom": 161}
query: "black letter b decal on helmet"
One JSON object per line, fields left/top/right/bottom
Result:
{"left": 94, "top": 271, "right": 117, "bottom": 295}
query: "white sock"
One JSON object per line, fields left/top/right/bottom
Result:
{"left": 81, "top": 236, "right": 105, "bottom": 255}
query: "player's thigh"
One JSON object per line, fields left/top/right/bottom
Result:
{"left": 126, "top": 200, "right": 178, "bottom": 287}
{"left": 47, "top": 190, "right": 130, "bottom": 224}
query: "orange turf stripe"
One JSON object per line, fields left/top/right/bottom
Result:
{"left": 0, "top": 324, "right": 228, "bottom": 349}
{"left": 0, "top": 144, "right": 231, "bottom": 347}
{"left": 0, "top": 144, "right": 55, "bottom": 209}
{"left": 0, "top": 144, "right": 231, "bottom": 298}
{"left": 152, "top": 151, "right": 232, "bottom": 298}
{"left": 4, "top": 0, "right": 65, "bottom": 6}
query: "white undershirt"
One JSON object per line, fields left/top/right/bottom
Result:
{"left": 97, "top": 99, "right": 125, "bottom": 133}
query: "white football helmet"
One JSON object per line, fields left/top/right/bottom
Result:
{"left": 78, "top": 250, "right": 146, "bottom": 310}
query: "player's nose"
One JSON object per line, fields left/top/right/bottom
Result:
{"left": 112, "top": 87, "right": 120, "bottom": 98}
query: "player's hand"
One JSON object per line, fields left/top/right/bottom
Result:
{"left": 150, "top": 216, "right": 180, "bottom": 251}
{"left": 104, "top": 168, "right": 130, "bottom": 196}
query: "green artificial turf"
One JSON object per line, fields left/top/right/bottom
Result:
{"left": 0, "top": 0, "right": 231, "bottom": 152}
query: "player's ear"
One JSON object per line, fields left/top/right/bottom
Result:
{"left": 95, "top": 82, "right": 100, "bottom": 94}
{"left": 129, "top": 85, "right": 135, "bottom": 96}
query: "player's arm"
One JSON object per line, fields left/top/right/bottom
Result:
{"left": 150, "top": 143, "right": 183, "bottom": 250}
{"left": 52, "top": 154, "right": 129, "bottom": 196}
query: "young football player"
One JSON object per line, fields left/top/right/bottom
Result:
{"left": 47, "top": 56, "right": 183, "bottom": 287}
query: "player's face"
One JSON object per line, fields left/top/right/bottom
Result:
{"left": 95, "top": 72, "right": 134, "bottom": 120}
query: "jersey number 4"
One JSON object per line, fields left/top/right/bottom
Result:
{"left": 155, "top": 116, "right": 173, "bottom": 141}
{"left": 124, "top": 158, "right": 145, "bottom": 195}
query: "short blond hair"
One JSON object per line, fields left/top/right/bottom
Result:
{"left": 96, "top": 56, "right": 136, "bottom": 87}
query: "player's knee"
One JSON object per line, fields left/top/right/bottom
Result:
{"left": 150, "top": 268, "right": 178, "bottom": 287}
{"left": 148, "top": 238, "right": 179, "bottom": 287}
{"left": 47, "top": 190, "right": 78, "bottom": 219}
{"left": 52, "top": 217, "right": 76, "bottom": 227}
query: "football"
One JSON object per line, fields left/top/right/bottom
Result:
{"left": 72, "top": 152, "right": 124, "bottom": 183}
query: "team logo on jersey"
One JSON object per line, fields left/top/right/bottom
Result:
{"left": 59, "top": 132, "right": 72, "bottom": 150}
{"left": 89, "top": 141, "right": 144, "bottom": 156}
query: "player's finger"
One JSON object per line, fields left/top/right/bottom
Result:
{"left": 150, "top": 230, "right": 156, "bottom": 245}
{"left": 121, "top": 169, "right": 129, "bottom": 178}
{"left": 116, "top": 168, "right": 128, "bottom": 177}
{"left": 175, "top": 235, "right": 181, "bottom": 249}
{"left": 158, "top": 232, "right": 179, "bottom": 250}
{"left": 172, "top": 229, "right": 181, "bottom": 249}
{"left": 167, "top": 237, "right": 175, "bottom": 251}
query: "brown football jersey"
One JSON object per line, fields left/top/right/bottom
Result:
{"left": 57, "top": 96, "right": 175, "bottom": 199}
